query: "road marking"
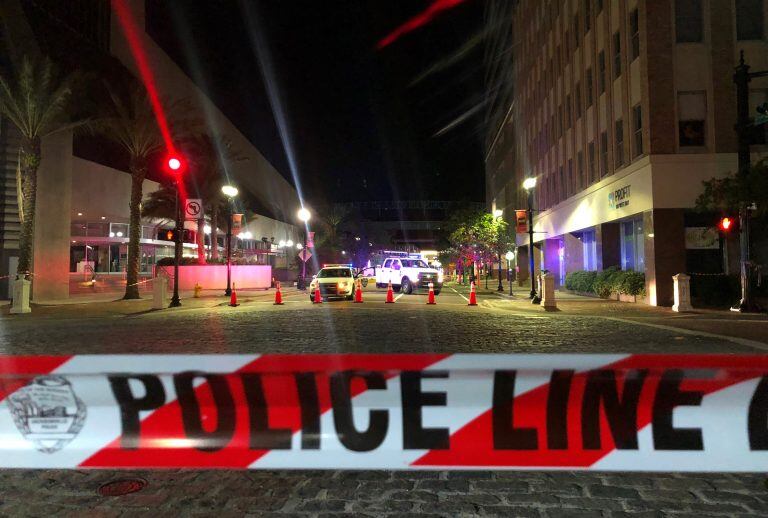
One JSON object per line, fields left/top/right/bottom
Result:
{"left": 394, "top": 293, "right": 405, "bottom": 302}
{"left": 599, "top": 316, "right": 768, "bottom": 352}
{"left": 450, "top": 286, "right": 470, "bottom": 303}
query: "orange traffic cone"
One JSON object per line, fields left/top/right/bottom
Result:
{"left": 313, "top": 284, "right": 323, "bottom": 304}
{"left": 468, "top": 281, "right": 478, "bottom": 306}
{"left": 274, "top": 281, "right": 284, "bottom": 305}
{"left": 427, "top": 282, "right": 436, "bottom": 305}
{"left": 354, "top": 278, "right": 363, "bottom": 303}
{"left": 230, "top": 282, "right": 239, "bottom": 307}
{"left": 385, "top": 281, "right": 395, "bottom": 303}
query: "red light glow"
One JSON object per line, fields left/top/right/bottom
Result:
{"left": 719, "top": 217, "right": 733, "bottom": 231}
{"left": 168, "top": 157, "right": 182, "bottom": 171}
{"left": 377, "top": 0, "right": 468, "bottom": 49}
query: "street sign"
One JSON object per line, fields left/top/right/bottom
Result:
{"left": 307, "top": 231, "right": 315, "bottom": 248}
{"left": 298, "top": 249, "right": 312, "bottom": 262}
{"left": 184, "top": 199, "right": 203, "bottom": 220}
{"left": 232, "top": 214, "right": 243, "bottom": 235}
{"left": 515, "top": 210, "right": 528, "bottom": 233}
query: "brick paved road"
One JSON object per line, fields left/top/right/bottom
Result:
{"left": 0, "top": 286, "right": 766, "bottom": 517}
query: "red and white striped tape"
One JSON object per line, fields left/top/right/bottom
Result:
{"left": 0, "top": 354, "right": 766, "bottom": 471}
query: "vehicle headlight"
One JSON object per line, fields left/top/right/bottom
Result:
{"left": 438, "top": 272, "right": 444, "bottom": 283}
{"left": 338, "top": 281, "right": 349, "bottom": 288}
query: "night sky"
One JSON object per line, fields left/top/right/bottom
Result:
{"left": 147, "top": 0, "right": 485, "bottom": 206}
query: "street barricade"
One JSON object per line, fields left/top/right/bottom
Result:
{"left": 0, "top": 354, "right": 766, "bottom": 470}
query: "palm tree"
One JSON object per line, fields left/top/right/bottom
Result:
{"left": 0, "top": 56, "right": 82, "bottom": 277}
{"left": 90, "top": 83, "right": 190, "bottom": 299}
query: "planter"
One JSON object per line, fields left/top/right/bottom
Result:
{"left": 157, "top": 264, "right": 272, "bottom": 290}
{"left": 616, "top": 293, "right": 647, "bottom": 304}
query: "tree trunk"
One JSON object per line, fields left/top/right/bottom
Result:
{"left": 196, "top": 217, "right": 206, "bottom": 264}
{"left": 211, "top": 204, "right": 220, "bottom": 260}
{"left": 16, "top": 136, "right": 41, "bottom": 277}
{"left": 124, "top": 158, "right": 147, "bottom": 299}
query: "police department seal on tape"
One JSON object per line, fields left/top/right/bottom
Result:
{"left": 7, "top": 376, "right": 86, "bottom": 453}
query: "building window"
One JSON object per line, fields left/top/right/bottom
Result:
{"left": 559, "top": 105, "right": 564, "bottom": 136}
{"left": 678, "top": 91, "right": 707, "bottom": 147}
{"left": 630, "top": 9, "right": 640, "bottom": 60}
{"left": 598, "top": 51, "right": 606, "bottom": 93}
{"left": 573, "top": 16, "right": 580, "bottom": 48}
{"left": 615, "top": 119, "right": 625, "bottom": 167}
{"left": 567, "top": 158, "right": 574, "bottom": 196}
{"left": 566, "top": 95, "right": 572, "bottom": 128}
{"left": 736, "top": 0, "right": 764, "bottom": 40}
{"left": 613, "top": 32, "right": 622, "bottom": 79}
{"left": 632, "top": 105, "right": 643, "bottom": 157}
{"left": 575, "top": 82, "right": 582, "bottom": 119}
{"left": 582, "top": 230, "right": 597, "bottom": 271}
{"left": 586, "top": 68, "right": 594, "bottom": 106}
{"left": 577, "top": 151, "right": 584, "bottom": 189}
{"left": 597, "top": 0, "right": 603, "bottom": 13}
{"left": 559, "top": 166, "right": 565, "bottom": 202}
{"left": 588, "top": 141, "right": 596, "bottom": 183}
{"left": 620, "top": 219, "right": 645, "bottom": 272}
{"left": 675, "top": 0, "right": 703, "bottom": 43}
{"left": 584, "top": 0, "right": 591, "bottom": 32}
{"left": 600, "top": 131, "right": 609, "bottom": 177}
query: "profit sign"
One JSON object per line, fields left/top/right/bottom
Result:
{"left": 0, "top": 354, "right": 766, "bottom": 470}
{"left": 608, "top": 185, "right": 631, "bottom": 209}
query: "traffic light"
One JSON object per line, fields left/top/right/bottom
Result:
{"left": 161, "top": 229, "right": 179, "bottom": 241}
{"left": 165, "top": 155, "right": 185, "bottom": 174}
{"left": 718, "top": 216, "right": 734, "bottom": 232}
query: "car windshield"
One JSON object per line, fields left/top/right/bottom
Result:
{"left": 317, "top": 268, "right": 351, "bottom": 278}
{"left": 401, "top": 259, "right": 428, "bottom": 268}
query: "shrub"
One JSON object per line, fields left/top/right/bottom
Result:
{"left": 617, "top": 271, "right": 646, "bottom": 296}
{"left": 565, "top": 270, "right": 597, "bottom": 293}
{"left": 593, "top": 266, "right": 621, "bottom": 298}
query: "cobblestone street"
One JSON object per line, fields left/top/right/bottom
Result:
{"left": 1, "top": 286, "right": 766, "bottom": 516}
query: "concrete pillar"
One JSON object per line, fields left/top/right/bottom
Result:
{"left": 672, "top": 273, "right": 693, "bottom": 312}
{"left": 542, "top": 238, "right": 561, "bottom": 285}
{"left": 564, "top": 232, "right": 584, "bottom": 276}
{"left": 152, "top": 272, "right": 168, "bottom": 309}
{"left": 517, "top": 246, "right": 529, "bottom": 286}
{"left": 9, "top": 277, "right": 31, "bottom": 314}
{"left": 32, "top": 131, "right": 72, "bottom": 302}
{"left": 644, "top": 209, "right": 686, "bottom": 307}
{"left": 540, "top": 272, "right": 556, "bottom": 309}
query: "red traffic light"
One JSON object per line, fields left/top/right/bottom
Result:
{"left": 719, "top": 217, "right": 733, "bottom": 231}
{"left": 166, "top": 155, "right": 185, "bottom": 174}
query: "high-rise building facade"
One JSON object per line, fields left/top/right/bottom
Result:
{"left": 485, "top": 0, "right": 768, "bottom": 306}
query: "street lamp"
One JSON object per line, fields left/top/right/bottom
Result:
{"left": 221, "top": 184, "right": 238, "bottom": 296}
{"left": 297, "top": 207, "right": 311, "bottom": 290}
{"left": 167, "top": 155, "right": 185, "bottom": 308}
{"left": 505, "top": 250, "right": 515, "bottom": 297}
{"left": 493, "top": 209, "right": 504, "bottom": 292}
{"left": 523, "top": 177, "right": 537, "bottom": 300}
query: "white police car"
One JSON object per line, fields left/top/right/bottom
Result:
{"left": 309, "top": 264, "right": 357, "bottom": 301}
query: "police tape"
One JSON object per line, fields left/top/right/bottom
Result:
{"left": 0, "top": 354, "right": 766, "bottom": 471}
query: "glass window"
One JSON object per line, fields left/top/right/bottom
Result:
{"left": 613, "top": 32, "right": 622, "bottom": 79}
{"left": 584, "top": 0, "right": 591, "bottom": 32}
{"left": 383, "top": 259, "right": 392, "bottom": 268}
{"left": 615, "top": 119, "right": 624, "bottom": 167}
{"left": 600, "top": 131, "right": 609, "bottom": 177}
{"left": 577, "top": 151, "right": 584, "bottom": 190}
{"left": 598, "top": 51, "right": 606, "bottom": 93}
{"left": 630, "top": 9, "right": 640, "bottom": 60}
{"left": 565, "top": 95, "right": 572, "bottom": 128}
{"left": 559, "top": 166, "right": 565, "bottom": 202}
{"left": 318, "top": 268, "right": 352, "bottom": 278}
{"left": 675, "top": 0, "right": 703, "bottom": 43}
{"left": 567, "top": 158, "right": 573, "bottom": 196}
{"left": 736, "top": 0, "right": 764, "bottom": 40}
{"left": 620, "top": 220, "right": 645, "bottom": 272}
{"left": 582, "top": 230, "right": 597, "bottom": 271}
{"left": 575, "top": 82, "right": 582, "bottom": 118}
{"left": 678, "top": 91, "right": 707, "bottom": 147}
{"left": 588, "top": 141, "right": 596, "bottom": 183}
{"left": 586, "top": 68, "right": 594, "bottom": 106}
{"left": 633, "top": 104, "right": 643, "bottom": 157}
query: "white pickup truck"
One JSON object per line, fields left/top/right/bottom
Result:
{"left": 375, "top": 257, "right": 442, "bottom": 295}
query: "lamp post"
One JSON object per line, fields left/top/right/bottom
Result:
{"left": 505, "top": 250, "right": 515, "bottom": 296}
{"left": 297, "top": 207, "right": 311, "bottom": 290}
{"left": 523, "top": 177, "right": 537, "bottom": 300}
{"left": 221, "top": 184, "right": 239, "bottom": 297}
{"left": 493, "top": 209, "right": 504, "bottom": 292}
{"left": 167, "top": 156, "right": 184, "bottom": 308}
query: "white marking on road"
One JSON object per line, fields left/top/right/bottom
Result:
{"left": 394, "top": 293, "right": 405, "bottom": 302}
{"left": 450, "top": 286, "right": 470, "bottom": 303}
{"left": 600, "top": 316, "right": 768, "bottom": 352}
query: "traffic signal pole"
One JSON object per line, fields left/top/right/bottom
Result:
{"left": 169, "top": 179, "right": 182, "bottom": 308}
{"left": 733, "top": 53, "right": 764, "bottom": 313}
